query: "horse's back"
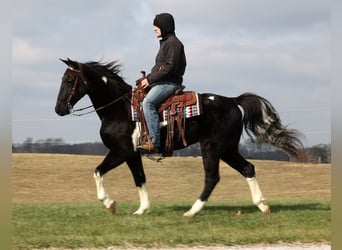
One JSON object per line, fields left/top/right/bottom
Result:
{"left": 200, "top": 93, "right": 242, "bottom": 121}
{"left": 174, "top": 93, "right": 242, "bottom": 149}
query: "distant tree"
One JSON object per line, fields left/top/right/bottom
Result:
{"left": 12, "top": 137, "right": 331, "bottom": 163}
{"left": 306, "top": 144, "right": 331, "bottom": 163}
{"left": 22, "top": 137, "right": 34, "bottom": 152}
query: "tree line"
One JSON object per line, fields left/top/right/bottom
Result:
{"left": 12, "top": 137, "right": 331, "bottom": 163}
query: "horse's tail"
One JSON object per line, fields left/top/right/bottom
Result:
{"left": 235, "top": 92, "right": 307, "bottom": 161}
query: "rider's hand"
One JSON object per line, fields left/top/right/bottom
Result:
{"left": 141, "top": 78, "right": 149, "bottom": 89}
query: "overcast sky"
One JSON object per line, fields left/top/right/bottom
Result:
{"left": 12, "top": 0, "right": 330, "bottom": 146}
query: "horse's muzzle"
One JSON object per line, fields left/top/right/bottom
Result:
{"left": 55, "top": 103, "right": 70, "bottom": 116}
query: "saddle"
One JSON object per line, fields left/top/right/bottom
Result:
{"left": 131, "top": 72, "right": 202, "bottom": 156}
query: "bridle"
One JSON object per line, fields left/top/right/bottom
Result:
{"left": 66, "top": 66, "right": 89, "bottom": 114}
{"left": 65, "top": 65, "right": 142, "bottom": 116}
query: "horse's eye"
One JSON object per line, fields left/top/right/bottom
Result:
{"left": 65, "top": 77, "right": 75, "bottom": 86}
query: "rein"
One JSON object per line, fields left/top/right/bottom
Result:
{"left": 66, "top": 65, "right": 142, "bottom": 116}
{"left": 72, "top": 89, "right": 135, "bottom": 116}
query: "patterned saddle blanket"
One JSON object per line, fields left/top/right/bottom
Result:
{"left": 130, "top": 90, "right": 202, "bottom": 122}
{"left": 130, "top": 86, "right": 202, "bottom": 156}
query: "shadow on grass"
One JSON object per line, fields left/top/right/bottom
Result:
{"left": 165, "top": 201, "right": 330, "bottom": 214}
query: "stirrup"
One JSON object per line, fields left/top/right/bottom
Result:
{"left": 137, "top": 138, "right": 159, "bottom": 153}
{"left": 137, "top": 144, "right": 159, "bottom": 153}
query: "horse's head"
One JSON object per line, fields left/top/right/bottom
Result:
{"left": 56, "top": 58, "right": 131, "bottom": 116}
{"left": 55, "top": 58, "right": 90, "bottom": 116}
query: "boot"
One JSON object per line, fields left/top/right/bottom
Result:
{"left": 137, "top": 137, "right": 159, "bottom": 153}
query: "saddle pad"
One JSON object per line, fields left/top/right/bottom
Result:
{"left": 162, "top": 93, "right": 202, "bottom": 121}
{"left": 130, "top": 92, "right": 202, "bottom": 121}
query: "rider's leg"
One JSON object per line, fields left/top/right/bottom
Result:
{"left": 141, "top": 81, "right": 178, "bottom": 148}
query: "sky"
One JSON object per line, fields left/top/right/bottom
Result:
{"left": 12, "top": 0, "right": 330, "bottom": 147}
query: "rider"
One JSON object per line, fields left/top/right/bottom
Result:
{"left": 138, "top": 13, "right": 186, "bottom": 153}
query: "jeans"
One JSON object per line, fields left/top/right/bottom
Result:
{"left": 142, "top": 81, "right": 178, "bottom": 147}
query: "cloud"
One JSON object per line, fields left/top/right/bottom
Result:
{"left": 12, "top": 38, "right": 55, "bottom": 64}
{"left": 11, "top": 0, "right": 331, "bottom": 145}
{"left": 147, "top": 0, "right": 329, "bottom": 33}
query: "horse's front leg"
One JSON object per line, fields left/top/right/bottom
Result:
{"left": 126, "top": 154, "right": 150, "bottom": 215}
{"left": 94, "top": 170, "right": 116, "bottom": 213}
{"left": 134, "top": 184, "right": 150, "bottom": 215}
{"left": 93, "top": 151, "right": 125, "bottom": 213}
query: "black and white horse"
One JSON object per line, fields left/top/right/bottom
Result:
{"left": 55, "top": 59, "right": 305, "bottom": 216}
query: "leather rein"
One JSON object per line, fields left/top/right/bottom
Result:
{"left": 66, "top": 66, "right": 141, "bottom": 116}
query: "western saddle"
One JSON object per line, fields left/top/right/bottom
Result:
{"left": 132, "top": 71, "right": 200, "bottom": 156}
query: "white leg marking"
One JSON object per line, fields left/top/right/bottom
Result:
{"left": 103, "top": 197, "right": 115, "bottom": 210}
{"left": 246, "top": 177, "right": 270, "bottom": 213}
{"left": 183, "top": 199, "right": 206, "bottom": 217}
{"left": 133, "top": 184, "right": 150, "bottom": 215}
{"left": 94, "top": 172, "right": 115, "bottom": 209}
{"left": 94, "top": 172, "right": 108, "bottom": 200}
{"left": 131, "top": 122, "right": 141, "bottom": 151}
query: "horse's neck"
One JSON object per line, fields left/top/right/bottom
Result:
{"left": 88, "top": 81, "right": 131, "bottom": 119}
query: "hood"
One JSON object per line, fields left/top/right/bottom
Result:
{"left": 153, "top": 13, "right": 175, "bottom": 38}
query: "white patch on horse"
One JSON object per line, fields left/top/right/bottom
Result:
{"left": 246, "top": 177, "right": 270, "bottom": 213}
{"left": 103, "top": 197, "right": 115, "bottom": 209}
{"left": 93, "top": 171, "right": 115, "bottom": 209}
{"left": 237, "top": 104, "right": 244, "bottom": 121}
{"left": 183, "top": 199, "right": 206, "bottom": 217}
{"left": 94, "top": 172, "right": 107, "bottom": 201}
{"left": 160, "top": 121, "right": 168, "bottom": 127}
{"left": 131, "top": 121, "right": 167, "bottom": 151}
{"left": 101, "top": 76, "right": 108, "bottom": 84}
{"left": 133, "top": 184, "right": 150, "bottom": 215}
{"left": 208, "top": 96, "right": 215, "bottom": 101}
{"left": 131, "top": 122, "right": 141, "bottom": 151}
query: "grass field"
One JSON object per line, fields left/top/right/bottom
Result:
{"left": 12, "top": 153, "right": 331, "bottom": 249}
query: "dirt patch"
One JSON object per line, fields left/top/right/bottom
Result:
{"left": 12, "top": 153, "right": 331, "bottom": 204}
{"left": 13, "top": 154, "right": 331, "bottom": 250}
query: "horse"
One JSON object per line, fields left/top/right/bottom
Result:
{"left": 55, "top": 58, "right": 306, "bottom": 216}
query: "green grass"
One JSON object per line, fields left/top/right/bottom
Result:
{"left": 13, "top": 200, "right": 330, "bottom": 249}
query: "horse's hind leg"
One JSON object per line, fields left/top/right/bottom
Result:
{"left": 184, "top": 151, "right": 220, "bottom": 217}
{"left": 221, "top": 152, "right": 270, "bottom": 213}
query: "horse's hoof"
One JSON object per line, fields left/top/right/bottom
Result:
{"left": 183, "top": 210, "right": 197, "bottom": 217}
{"left": 133, "top": 207, "right": 149, "bottom": 215}
{"left": 235, "top": 210, "right": 242, "bottom": 216}
{"left": 183, "top": 212, "right": 193, "bottom": 217}
{"left": 183, "top": 199, "right": 205, "bottom": 217}
{"left": 107, "top": 201, "right": 116, "bottom": 214}
{"left": 263, "top": 205, "right": 271, "bottom": 214}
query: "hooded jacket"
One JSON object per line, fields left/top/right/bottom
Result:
{"left": 147, "top": 13, "right": 186, "bottom": 86}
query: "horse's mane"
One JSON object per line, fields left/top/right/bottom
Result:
{"left": 85, "top": 61, "right": 127, "bottom": 84}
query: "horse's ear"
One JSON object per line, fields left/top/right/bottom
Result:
{"left": 59, "top": 58, "right": 69, "bottom": 65}
{"left": 59, "top": 58, "right": 79, "bottom": 69}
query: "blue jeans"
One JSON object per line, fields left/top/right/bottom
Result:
{"left": 142, "top": 81, "right": 178, "bottom": 147}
